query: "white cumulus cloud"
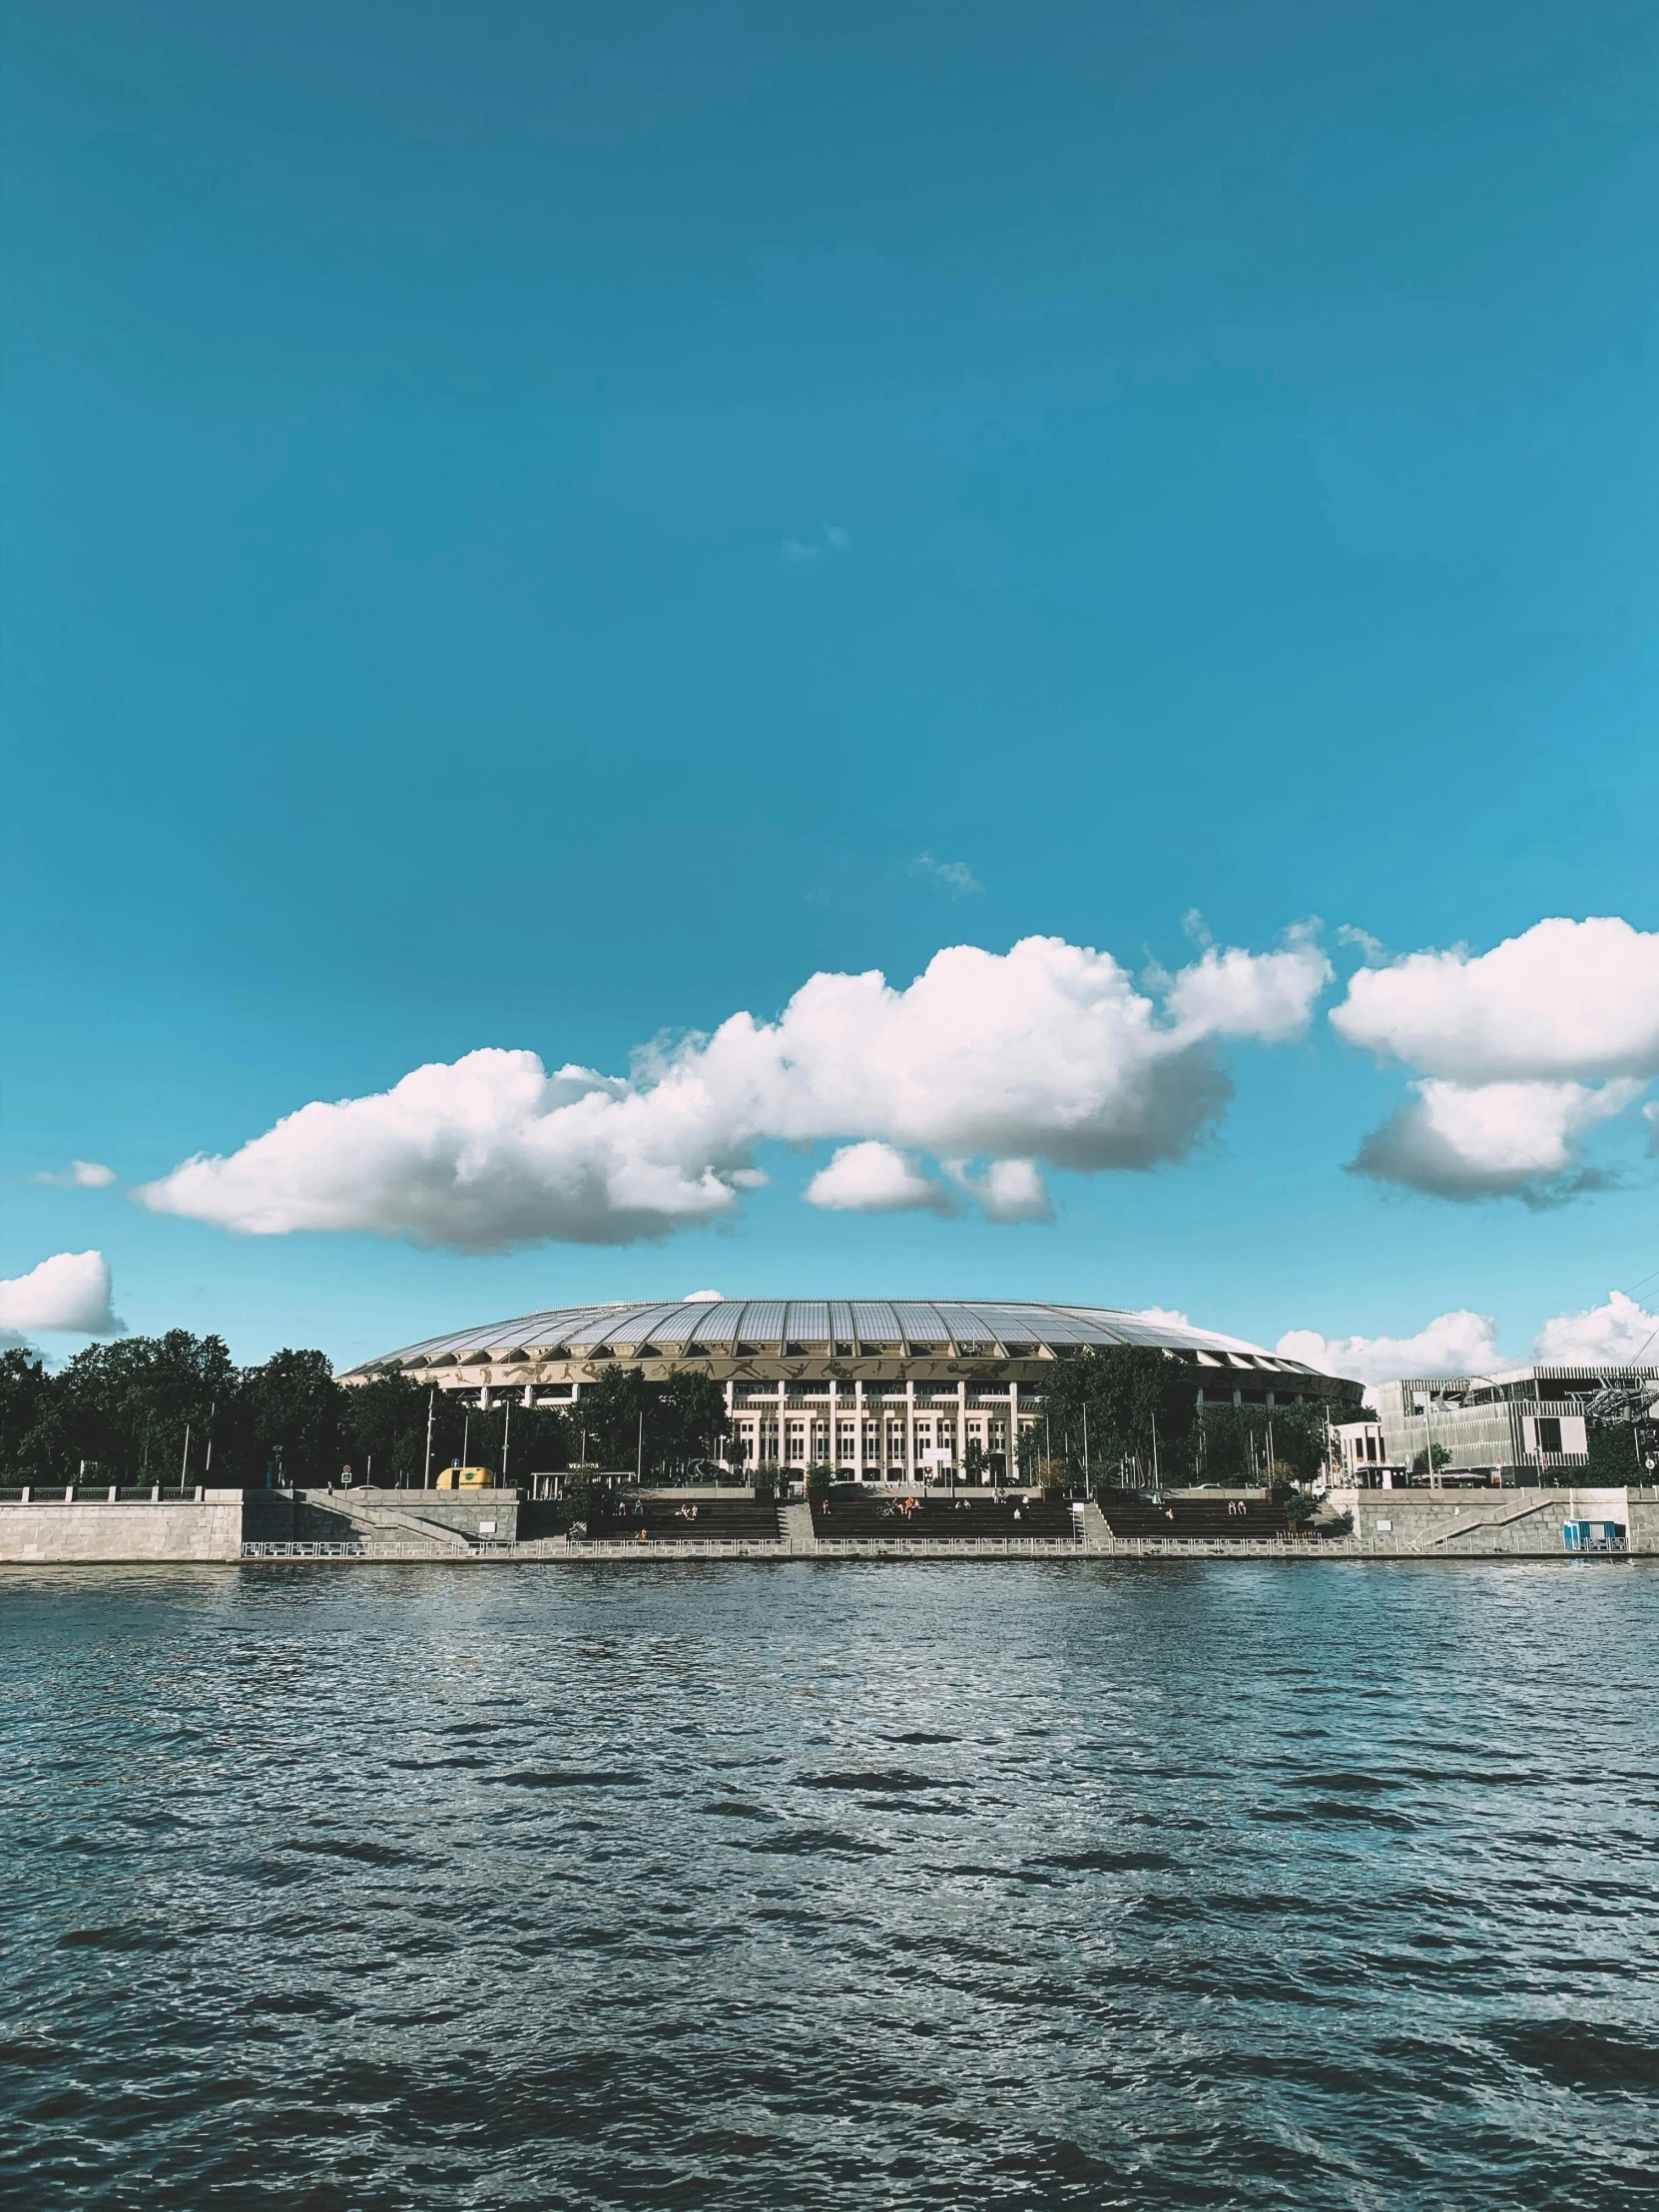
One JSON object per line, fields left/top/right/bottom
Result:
{"left": 31, "top": 1160, "right": 117, "bottom": 1189}
{"left": 1163, "top": 930, "right": 1334, "bottom": 1041}
{"left": 805, "top": 1141, "right": 953, "bottom": 1214}
{"left": 1332, "top": 916, "right": 1659, "bottom": 1201}
{"left": 1350, "top": 1078, "right": 1641, "bottom": 1203}
{"left": 684, "top": 1288, "right": 725, "bottom": 1303}
{"left": 136, "top": 930, "right": 1335, "bottom": 1253}
{"left": 1532, "top": 1291, "right": 1659, "bottom": 1367}
{"left": 0, "top": 1251, "right": 122, "bottom": 1345}
{"left": 943, "top": 1156, "right": 1053, "bottom": 1223}
{"left": 1277, "top": 1311, "right": 1504, "bottom": 1386}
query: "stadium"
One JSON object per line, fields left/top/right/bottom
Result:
{"left": 342, "top": 1298, "right": 1363, "bottom": 1483}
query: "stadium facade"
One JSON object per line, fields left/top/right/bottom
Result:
{"left": 342, "top": 1298, "right": 1364, "bottom": 1481}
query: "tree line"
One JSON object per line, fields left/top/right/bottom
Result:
{"left": 0, "top": 1334, "right": 730, "bottom": 1488}
{"left": 2, "top": 1331, "right": 1385, "bottom": 1494}
{"left": 1017, "top": 1345, "right": 1369, "bottom": 1491}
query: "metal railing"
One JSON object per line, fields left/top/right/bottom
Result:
{"left": 242, "top": 1541, "right": 367, "bottom": 1558}
{"left": 1097, "top": 1535, "right": 1359, "bottom": 1557}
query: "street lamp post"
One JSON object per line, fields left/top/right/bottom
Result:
{"left": 1460, "top": 1375, "right": 1506, "bottom": 1485}
{"left": 1414, "top": 1389, "right": 1439, "bottom": 1486}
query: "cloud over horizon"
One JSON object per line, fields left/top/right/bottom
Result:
{"left": 135, "top": 930, "right": 1332, "bottom": 1252}
{"left": 1280, "top": 1288, "right": 1659, "bottom": 1385}
{"left": 1533, "top": 1290, "right": 1659, "bottom": 1367}
{"left": 0, "top": 1251, "right": 122, "bottom": 1346}
{"left": 1333, "top": 916, "right": 1659, "bottom": 1202}
{"left": 1278, "top": 1310, "right": 1504, "bottom": 1387}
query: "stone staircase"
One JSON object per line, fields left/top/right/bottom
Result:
{"left": 781, "top": 1499, "right": 815, "bottom": 1550}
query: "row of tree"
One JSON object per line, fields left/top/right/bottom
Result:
{"left": 0, "top": 1335, "right": 1351, "bottom": 1490}
{"left": 48, "top": 1330, "right": 1610, "bottom": 1495}
{"left": 0, "top": 1335, "right": 731, "bottom": 1489}
{"left": 1017, "top": 1345, "right": 1365, "bottom": 1489}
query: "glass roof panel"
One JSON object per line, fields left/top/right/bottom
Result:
{"left": 356, "top": 1296, "right": 1278, "bottom": 1370}
{"left": 601, "top": 1304, "right": 692, "bottom": 1346}
{"left": 1024, "top": 1313, "right": 1104, "bottom": 1343}
{"left": 932, "top": 1304, "right": 1000, "bottom": 1342}
{"left": 686, "top": 1303, "right": 748, "bottom": 1344}
{"left": 849, "top": 1303, "right": 902, "bottom": 1338}
{"left": 646, "top": 1307, "right": 709, "bottom": 1344}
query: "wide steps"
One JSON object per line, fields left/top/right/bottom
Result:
{"left": 583, "top": 1499, "right": 783, "bottom": 1544}
{"left": 1097, "top": 1490, "right": 1294, "bottom": 1541}
{"left": 810, "top": 1493, "right": 1074, "bottom": 1542}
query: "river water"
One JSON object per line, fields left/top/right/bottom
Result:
{"left": 2, "top": 1560, "right": 1655, "bottom": 2210}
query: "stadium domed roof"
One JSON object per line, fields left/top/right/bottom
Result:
{"left": 348, "top": 1298, "right": 1326, "bottom": 1378}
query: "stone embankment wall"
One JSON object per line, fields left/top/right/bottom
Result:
{"left": 0, "top": 1484, "right": 519, "bottom": 1564}
{"left": 285, "top": 1487, "right": 519, "bottom": 1548}
{"left": 0, "top": 1491, "right": 247, "bottom": 1564}
{"left": 1329, "top": 1485, "right": 1658, "bottom": 1556}
{"left": 5, "top": 1484, "right": 1653, "bottom": 1564}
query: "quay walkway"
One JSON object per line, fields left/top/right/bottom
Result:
{"left": 10, "top": 1484, "right": 1651, "bottom": 1565}
{"left": 238, "top": 1531, "right": 1366, "bottom": 1563}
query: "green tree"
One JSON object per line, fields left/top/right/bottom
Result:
{"left": 236, "top": 1348, "right": 342, "bottom": 1485}
{"left": 0, "top": 1348, "right": 51, "bottom": 1475}
{"left": 33, "top": 1331, "right": 238, "bottom": 1485}
{"left": 455, "top": 1398, "right": 574, "bottom": 1483}
{"left": 1038, "top": 1346, "right": 1199, "bottom": 1486}
{"left": 557, "top": 1461, "right": 612, "bottom": 1529}
{"left": 572, "top": 1364, "right": 729, "bottom": 1480}
{"left": 339, "top": 1373, "right": 433, "bottom": 1485}
{"left": 1410, "top": 1442, "right": 1453, "bottom": 1475}
{"left": 1584, "top": 1419, "right": 1645, "bottom": 1483}
{"left": 1193, "top": 1398, "right": 1356, "bottom": 1488}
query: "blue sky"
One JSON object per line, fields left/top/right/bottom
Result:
{"left": 3, "top": 0, "right": 1656, "bottom": 1378}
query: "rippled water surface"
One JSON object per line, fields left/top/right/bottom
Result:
{"left": 3, "top": 1560, "right": 1656, "bottom": 2210}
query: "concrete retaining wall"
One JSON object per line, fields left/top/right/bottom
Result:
{"left": 6, "top": 1484, "right": 1654, "bottom": 1565}
{"left": 1331, "top": 1485, "right": 1658, "bottom": 1555}
{"left": 0, "top": 1491, "right": 245, "bottom": 1563}
{"left": 290, "top": 1487, "right": 518, "bottom": 1548}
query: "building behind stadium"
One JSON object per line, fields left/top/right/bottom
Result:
{"left": 342, "top": 1298, "right": 1364, "bottom": 1482}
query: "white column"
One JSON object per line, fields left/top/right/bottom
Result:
{"left": 958, "top": 1380, "right": 967, "bottom": 1478}
{"left": 906, "top": 1376, "right": 916, "bottom": 1484}
{"left": 854, "top": 1378, "right": 864, "bottom": 1477}
{"left": 1010, "top": 1382, "right": 1019, "bottom": 1482}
